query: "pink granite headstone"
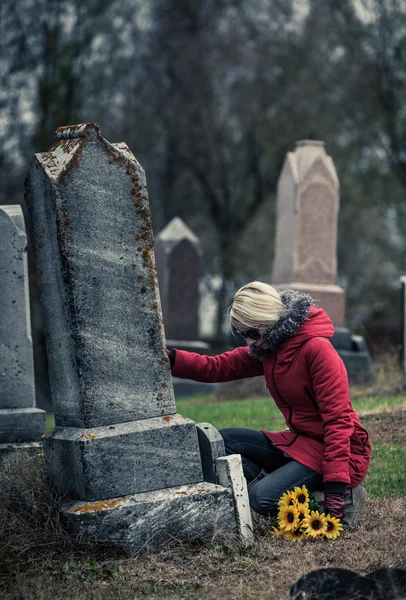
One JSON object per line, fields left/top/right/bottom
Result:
{"left": 272, "top": 140, "right": 345, "bottom": 326}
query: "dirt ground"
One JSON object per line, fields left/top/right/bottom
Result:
{"left": 360, "top": 408, "right": 406, "bottom": 444}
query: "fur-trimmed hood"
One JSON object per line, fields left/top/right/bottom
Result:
{"left": 248, "top": 289, "right": 334, "bottom": 360}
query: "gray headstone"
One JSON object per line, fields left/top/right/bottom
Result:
{"left": 155, "top": 217, "right": 202, "bottom": 341}
{"left": 24, "top": 123, "right": 251, "bottom": 552}
{"left": 25, "top": 124, "right": 176, "bottom": 428}
{"left": 0, "top": 205, "right": 46, "bottom": 446}
{"left": 0, "top": 206, "right": 35, "bottom": 409}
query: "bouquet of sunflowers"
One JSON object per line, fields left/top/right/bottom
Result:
{"left": 271, "top": 485, "right": 343, "bottom": 541}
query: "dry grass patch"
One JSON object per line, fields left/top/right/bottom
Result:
{"left": 360, "top": 409, "right": 406, "bottom": 444}
{"left": 0, "top": 408, "right": 405, "bottom": 600}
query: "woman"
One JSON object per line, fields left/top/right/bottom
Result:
{"left": 169, "top": 281, "right": 370, "bottom": 525}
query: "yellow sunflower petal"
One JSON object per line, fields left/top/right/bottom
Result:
{"left": 302, "top": 510, "right": 328, "bottom": 537}
{"left": 293, "top": 485, "right": 310, "bottom": 506}
{"left": 278, "top": 505, "right": 300, "bottom": 531}
{"left": 278, "top": 490, "right": 297, "bottom": 508}
{"left": 324, "top": 515, "right": 343, "bottom": 539}
{"left": 297, "top": 504, "right": 310, "bottom": 523}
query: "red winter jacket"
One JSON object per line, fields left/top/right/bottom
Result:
{"left": 172, "top": 306, "right": 370, "bottom": 488}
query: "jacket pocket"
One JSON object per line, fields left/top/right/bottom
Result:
{"left": 304, "top": 386, "right": 318, "bottom": 410}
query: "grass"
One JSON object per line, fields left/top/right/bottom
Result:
{"left": 176, "top": 394, "right": 406, "bottom": 431}
{"left": 5, "top": 370, "right": 406, "bottom": 599}
{"left": 45, "top": 393, "right": 406, "bottom": 435}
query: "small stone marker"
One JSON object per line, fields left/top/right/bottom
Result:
{"left": 0, "top": 205, "right": 46, "bottom": 452}
{"left": 272, "top": 140, "right": 345, "bottom": 326}
{"left": 155, "top": 217, "right": 209, "bottom": 352}
{"left": 25, "top": 123, "right": 252, "bottom": 552}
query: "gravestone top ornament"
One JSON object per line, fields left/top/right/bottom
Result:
{"left": 24, "top": 122, "right": 252, "bottom": 553}
{"left": 157, "top": 216, "right": 201, "bottom": 253}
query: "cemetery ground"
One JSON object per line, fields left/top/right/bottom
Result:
{"left": 0, "top": 359, "right": 405, "bottom": 600}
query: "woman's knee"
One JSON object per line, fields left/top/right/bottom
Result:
{"left": 219, "top": 428, "right": 241, "bottom": 453}
{"left": 248, "top": 485, "right": 278, "bottom": 517}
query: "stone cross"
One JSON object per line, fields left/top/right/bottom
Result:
{"left": 0, "top": 205, "right": 46, "bottom": 451}
{"left": 272, "top": 140, "right": 345, "bottom": 326}
{"left": 24, "top": 123, "right": 252, "bottom": 552}
{"left": 155, "top": 217, "right": 209, "bottom": 352}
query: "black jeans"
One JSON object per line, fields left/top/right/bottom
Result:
{"left": 220, "top": 427, "right": 323, "bottom": 517}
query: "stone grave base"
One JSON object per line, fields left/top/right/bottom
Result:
{"left": 61, "top": 454, "right": 253, "bottom": 554}
{"left": 274, "top": 282, "right": 345, "bottom": 327}
{"left": 0, "top": 407, "right": 46, "bottom": 444}
{"left": 331, "top": 328, "right": 374, "bottom": 383}
{"left": 43, "top": 414, "right": 203, "bottom": 501}
{"left": 62, "top": 482, "right": 242, "bottom": 555}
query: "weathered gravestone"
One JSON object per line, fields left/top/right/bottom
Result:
{"left": 272, "top": 140, "right": 373, "bottom": 382}
{"left": 24, "top": 123, "right": 252, "bottom": 553}
{"left": 0, "top": 205, "right": 46, "bottom": 453}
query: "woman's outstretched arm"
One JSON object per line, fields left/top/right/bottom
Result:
{"left": 169, "top": 346, "right": 264, "bottom": 383}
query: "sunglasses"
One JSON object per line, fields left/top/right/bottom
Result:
{"left": 233, "top": 326, "right": 263, "bottom": 341}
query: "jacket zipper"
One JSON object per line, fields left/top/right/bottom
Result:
{"left": 271, "top": 352, "right": 299, "bottom": 447}
{"left": 304, "top": 386, "right": 318, "bottom": 410}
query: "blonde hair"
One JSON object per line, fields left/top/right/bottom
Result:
{"left": 229, "top": 281, "right": 285, "bottom": 328}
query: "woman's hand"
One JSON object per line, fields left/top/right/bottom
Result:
{"left": 324, "top": 493, "right": 345, "bottom": 519}
{"left": 166, "top": 348, "right": 175, "bottom": 368}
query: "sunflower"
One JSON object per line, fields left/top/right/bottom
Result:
{"left": 278, "top": 489, "right": 297, "bottom": 508}
{"left": 324, "top": 515, "right": 343, "bottom": 539}
{"left": 293, "top": 485, "right": 310, "bottom": 507}
{"left": 278, "top": 505, "right": 300, "bottom": 531}
{"left": 284, "top": 527, "right": 307, "bottom": 542}
{"left": 302, "top": 510, "right": 327, "bottom": 537}
{"left": 296, "top": 503, "right": 309, "bottom": 524}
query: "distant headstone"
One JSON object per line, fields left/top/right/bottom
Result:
{"left": 24, "top": 123, "right": 252, "bottom": 552}
{"left": 0, "top": 205, "right": 46, "bottom": 453}
{"left": 272, "top": 140, "right": 373, "bottom": 382}
{"left": 155, "top": 217, "right": 210, "bottom": 396}
{"left": 155, "top": 217, "right": 208, "bottom": 352}
{"left": 273, "top": 140, "right": 345, "bottom": 325}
